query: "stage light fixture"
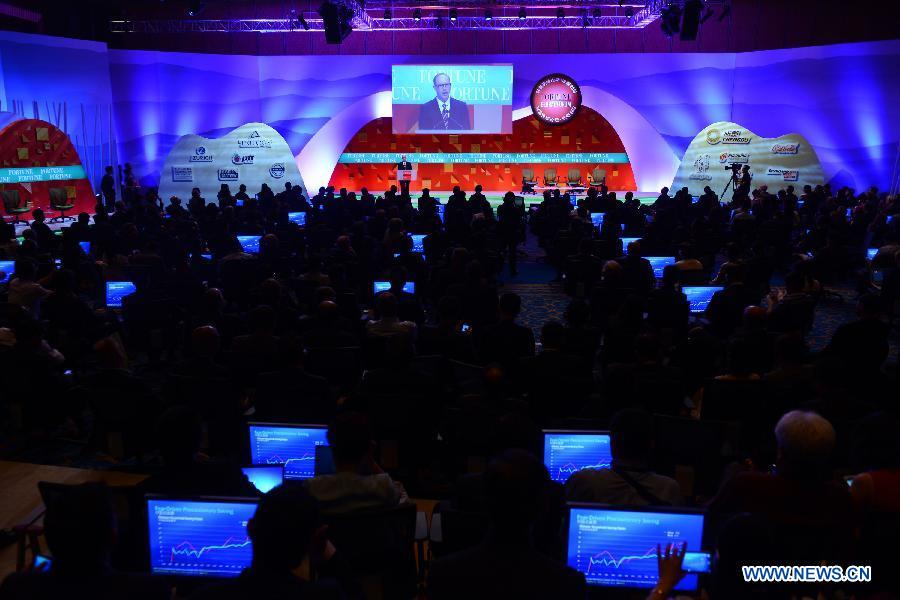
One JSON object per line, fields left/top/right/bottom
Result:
{"left": 299, "top": 14, "right": 310, "bottom": 29}
{"left": 435, "top": 15, "right": 443, "bottom": 27}
{"left": 592, "top": 8, "right": 601, "bottom": 18}
{"left": 319, "top": 0, "right": 353, "bottom": 43}
{"left": 581, "top": 13, "right": 589, "bottom": 27}
{"left": 680, "top": 0, "right": 702, "bottom": 40}
{"left": 518, "top": 7, "right": 526, "bottom": 19}
{"left": 625, "top": 6, "right": 633, "bottom": 17}
{"left": 485, "top": 9, "right": 492, "bottom": 20}
{"left": 556, "top": 7, "right": 565, "bottom": 18}
{"left": 449, "top": 8, "right": 457, "bottom": 21}
{"left": 660, "top": 3, "right": 681, "bottom": 36}
{"left": 413, "top": 8, "right": 421, "bottom": 21}
{"left": 383, "top": 8, "right": 391, "bottom": 19}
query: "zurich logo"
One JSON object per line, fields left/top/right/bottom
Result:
{"left": 196, "top": 147, "right": 206, "bottom": 155}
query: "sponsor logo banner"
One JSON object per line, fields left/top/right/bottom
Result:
{"left": 171, "top": 167, "right": 193, "bottom": 182}
{"left": 269, "top": 163, "right": 285, "bottom": 178}
{"left": 767, "top": 168, "right": 799, "bottom": 181}
{"left": 217, "top": 169, "right": 239, "bottom": 181}
{"left": 719, "top": 152, "right": 750, "bottom": 164}
{"left": 530, "top": 74, "right": 582, "bottom": 126}
{"left": 690, "top": 154, "right": 711, "bottom": 179}
{"left": 722, "top": 129, "right": 752, "bottom": 144}
{"left": 189, "top": 146, "right": 213, "bottom": 162}
{"left": 706, "top": 129, "right": 722, "bottom": 145}
{"left": 771, "top": 143, "right": 800, "bottom": 154}
{"left": 238, "top": 130, "right": 273, "bottom": 148}
{"left": 231, "top": 153, "right": 255, "bottom": 165}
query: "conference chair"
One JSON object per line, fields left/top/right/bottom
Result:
{"left": 589, "top": 168, "right": 607, "bottom": 188}
{"left": 48, "top": 187, "right": 75, "bottom": 222}
{"left": 543, "top": 168, "right": 558, "bottom": 187}
{"left": 319, "top": 503, "right": 420, "bottom": 599}
{"left": 2, "top": 189, "right": 30, "bottom": 225}
{"left": 567, "top": 168, "right": 584, "bottom": 190}
{"left": 521, "top": 168, "right": 537, "bottom": 194}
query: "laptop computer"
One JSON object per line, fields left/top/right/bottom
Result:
{"left": 645, "top": 256, "right": 676, "bottom": 279}
{"left": 247, "top": 422, "right": 328, "bottom": 480}
{"left": 287, "top": 212, "right": 307, "bottom": 227}
{"left": 78, "top": 241, "right": 91, "bottom": 255}
{"left": 236, "top": 235, "right": 261, "bottom": 254}
{"left": 241, "top": 465, "right": 284, "bottom": 494}
{"left": 0, "top": 260, "right": 14, "bottom": 284}
{"left": 620, "top": 237, "right": 640, "bottom": 247}
{"left": 590, "top": 213, "right": 605, "bottom": 228}
{"left": 314, "top": 445, "right": 336, "bottom": 477}
{"left": 682, "top": 286, "right": 723, "bottom": 314}
{"left": 410, "top": 234, "right": 426, "bottom": 254}
{"left": 543, "top": 430, "right": 612, "bottom": 484}
{"left": 105, "top": 281, "right": 137, "bottom": 308}
{"left": 373, "top": 281, "right": 415, "bottom": 295}
{"left": 866, "top": 248, "right": 878, "bottom": 262}
{"left": 146, "top": 496, "right": 257, "bottom": 578}
{"left": 566, "top": 504, "right": 705, "bottom": 590}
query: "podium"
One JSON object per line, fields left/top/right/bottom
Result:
{"left": 398, "top": 168, "right": 416, "bottom": 182}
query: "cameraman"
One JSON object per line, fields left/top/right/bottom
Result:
{"left": 735, "top": 164, "right": 752, "bottom": 198}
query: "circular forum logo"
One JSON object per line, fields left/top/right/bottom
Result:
{"left": 531, "top": 74, "right": 582, "bottom": 126}
{"left": 706, "top": 129, "right": 722, "bottom": 145}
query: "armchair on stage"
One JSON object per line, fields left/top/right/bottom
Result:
{"left": 543, "top": 168, "right": 558, "bottom": 187}
{"left": 521, "top": 168, "right": 537, "bottom": 194}
{"left": 2, "top": 189, "right": 31, "bottom": 225}
{"left": 589, "top": 168, "right": 607, "bottom": 189}
{"left": 567, "top": 168, "right": 584, "bottom": 192}
{"left": 48, "top": 188, "right": 75, "bottom": 223}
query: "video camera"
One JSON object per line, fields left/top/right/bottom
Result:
{"left": 725, "top": 163, "right": 742, "bottom": 171}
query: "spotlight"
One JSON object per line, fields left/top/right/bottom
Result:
{"left": 581, "top": 12, "right": 589, "bottom": 27}
{"left": 592, "top": 7, "right": 601, "bottom": 18}
{"left": 485, "top": 9, "right": 492, "bottom": 20}
{"left": 383, "top": 8, "right": 391, "bottom": 19}
{"left": 435, "top": 15, "right": 443, "bottom": 27}
{"left": 625, "top": 6, "right": 633, "bottom": 17}
{"left": 449, "top": 8, "right": 457, "bottom": 21}
{"left": 413, "top": 8, "right": 421, "bottom": 21}
{"left": 556, "top": 7, "right": 564, "bottom": 18}
{"left": 518, "top": 7, "right": 526, "bottom": 19}
{"left": 299, "top": 14, "right": 310, "bottom": 30}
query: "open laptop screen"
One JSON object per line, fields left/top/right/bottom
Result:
{"left": 146, "top": 497, "right": 257, "bottom": 578}
{"left": 236, "top": 235, "right": 261, "bottom": 254}
{"left": 566, "top": 505, "right": 704, "bottom": 590}
{"left": 645, "top": 257, "right": 676, "bottom": 279}
{"left": 241, "top": 465, "right": 284, "bottom": 494}
{"left": 248, "top": 423, "right": 328, "bottom": 480}
{"left": 543, "top": 430, "right": 612, "bottom": 484}
{"left": 682, "top": 286, "right": 723, "bottom": 314}
{"left": 373, "top": 281, "right": 415, "bottom": 295}
{"left": 105, "top": 281, "right": 136, "bottom": 308}
{"left": 0, "top": 260, "right": 14, "bottom": 284}
{"left": 287, "top": 212, "right": 307, "bottom": 226}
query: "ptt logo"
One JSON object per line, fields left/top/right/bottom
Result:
{"left": 189, "top": 146, "right": 213, "bottom": 162}
{"left": 217, "top": 169, "right": 239, "bottom": 181}
{"left": 719, "top": 152, "right": 750, "bottom": 163}
{"left": 269, "top": 163, "right": 285, "bottom": 178}
{"left": 231, "top": 154, "right": 255, "bottom": 165}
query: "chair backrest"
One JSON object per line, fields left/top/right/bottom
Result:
{"left": 1, "top": 189, "right": 21, "bottom": 210}
{"left": 568, "top": 168, "right": 581, "bottom": 181}
{"left": 320, "top": 503, "right": 418, "bottom": 599}
{"left": 592, "top": 168, "right": 606, "bottom": 181}
{"left": 48, "top": 188, "right": 69, "bottom": 208}
{"left": 522, "top": 167, "right": 535, "bottom": 181}
{"left": 544, "top": 168, "right": 557, "bottom": 181}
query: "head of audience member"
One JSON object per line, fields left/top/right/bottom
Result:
{"left": 43, "top": 483, "right": 116, "bottom": 575}
{"left": 156, "top": 405, "right": 203, "bottom": 467}
{"left": 626, "top": 241, "right": 641, "bottom": 257}
{"left": 191, "top": 325, "right": 220, "bottom": 360}
{"left": 374, "top": 291, "right": 399, "bottom": 321}
{"left": 484, "top": 449, "right": 550, "bottom": 541}
{"left": 247, "top": 483, "right": 320, "bottom": 575}
{"left": 202, "top": 287, "right": 225, "bottom": 317}
{"left": 260, "top": 278, "right": 283, "bottom": 308}
{"left": 661, "top": 264, "right": 680, "bottom": 288}
{"left": 327, "top": 411, "right": 376, "bottom": 474}
{"left": 247, "top": 305, "right": 276, "bottom": 335}
{"left": 856, "top": 293, "right": 883, "bottom": 321}
{"left": 660, "top": 187, "right": 669, "bottom": 196}
{"left": 13, "top": 257, "right": 37, "bottom": 282}
{"left": 634, "top": 333, "right": 661, "bottom": 364}
{"left": 94, "top": 335, "right": 129, "bottom": 370}
{"left": 498, "top": 293, "right": 522, "bottom": 322}
{"left": 772, "top": 333, "right": 807, "bottom": 370}
{"left": 723, "top": 263, "right": 746, "bottom": 286}
{"left": 389, "top": 266, "right": 409, "bottom": 293}
{"left": 601, "top": 260, "right": 623, "bottom": 285}
{"left": 539, "top": 321, "right": 565, "bottom": 352}
{"left": 564, "top": 299, "right": 589, "bottom": 329}
{"left": 31, "top": 208, "right": 45, "bottom": 224}
{"left": 609, "top": 408, "right": 654, "bottom": 466}
{"left": 49, "top": 268, "right": 76, "bottom": 295}
{"left": 784, "top": 270, "right": 805, "bottom": 295}
{"left": 492, "top": 412, "right": 542, "bottom": 458}
{"left": 774, "top": 410, "right": 836, "bottom": 480}
{"left": 741, "top": 305, "right": 767, "bottom": 332}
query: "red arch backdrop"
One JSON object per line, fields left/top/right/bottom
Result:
{"left": 328, "top": 105, "right": 636, "bottom": 193}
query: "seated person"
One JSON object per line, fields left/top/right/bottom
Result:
{"left": 304, "top": 412, "right": 406, "bottom": 515}
{"left": 429, "top": 450, "right": 586, "bottom": 599}
{"left": 566, "top": 408, "right": 681, "bottom": 506}
{"left": 190, "top": 485, "right": 350, "bottom": 599}
{"left": 365, "top": 292, "right": 417, "bottom": 341}
{"left": 137, "top": 406, "right": 256, "bottom": 497}
{"left": 707, "top": 410, "right": 853, "bottom": 562}
{"left": 0, "top": 483, "right": 168, "bottom": 600}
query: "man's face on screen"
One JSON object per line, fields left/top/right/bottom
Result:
{"left": 433, "top": 74, "right": 452, "bottom": 102}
